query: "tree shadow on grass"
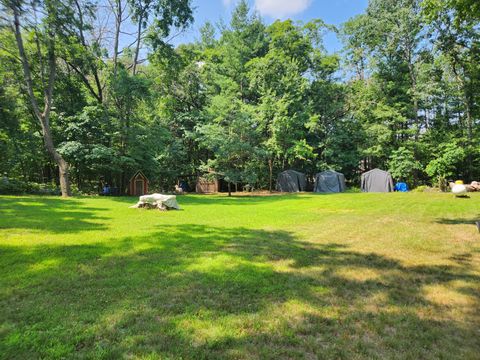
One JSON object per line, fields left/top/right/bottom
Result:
{"left": 185, "top": 193, "right": 314, "bottom": 206}
{"left": 0, "top": 197, "right": 109, "bottom": 233}
{"left": 107, "top": 194, "right": 313, "bottom": 209}
{"left": 435, "top": 215, "right": 480, "bottom": 225}
{"left": 1, "top": 224, "right": 479, "bottom": 359}
{"left": 449, "top": 252, "right": 473, "bottom": 264}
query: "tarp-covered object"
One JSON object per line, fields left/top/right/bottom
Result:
{"left": 130, "top": 193, "right": 180, "bottom": 210}
{"left": 394, "top": 182, "right": 409, "bottom": 192}
{"left": 276, "top": 170, "right": 307, "bottom": 192}
{"left": 314, "top": 170, "right": 346, "bottom": 193}
{"left": 361, "top": 169, "right": 394, "bottom": 193}
{"left": 451, "top": 184, "right": 467, "bottom": 196}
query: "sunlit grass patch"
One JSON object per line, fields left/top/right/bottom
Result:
{"left": 424, "top": 282, "right": 476, "bottom": 307}
{"left": 0, "top": 193, "right": 479, "bottom": 359}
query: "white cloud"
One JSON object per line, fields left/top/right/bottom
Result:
{"left": 254, "top": 0, "right": 312, "bottom": 18}
{"left": 222, "top": 0, "right": 235, "bottom": 6}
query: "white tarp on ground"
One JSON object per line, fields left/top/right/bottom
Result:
{"left": 130, "top": 193, "right": 180, "bottom": 210}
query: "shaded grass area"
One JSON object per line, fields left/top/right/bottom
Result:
{"left": 0, "top": 194, "right": 479, "bottom": 359}
{"left": 0, "top": 197, "right": 109, "bottom": 233}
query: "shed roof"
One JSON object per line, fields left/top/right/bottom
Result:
{"left": 129, "top": 170, "right": 148, "bottom": 183}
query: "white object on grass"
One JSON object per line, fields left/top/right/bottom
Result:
{"left": 451, "top": 184, "right": 467, "bottom": 196}
{"left": 130, "top": 193, "right": 180, "bottom": 210}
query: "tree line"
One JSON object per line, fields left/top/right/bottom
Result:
{"left": 0, "top": 0, "right": 478, "bottom": 196}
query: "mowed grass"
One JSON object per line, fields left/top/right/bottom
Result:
{"left": 0, "top": 193, "right": 479, "bottom": 359}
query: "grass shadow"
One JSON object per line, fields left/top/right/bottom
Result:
{"left": 1, "top": 224, "right": 479, "bottom": 358}
{"left": 435, "top": 216, "right": 480, "bottom": 225}
{"left": 0, "top": 197, "right": 109, "bottom": 233}
{"left": 106, "top": 194, "right": 313, "bottom": 209}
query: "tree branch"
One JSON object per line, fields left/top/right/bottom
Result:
{"left": 12, "top": 6, "right": 43, "bottom": 121}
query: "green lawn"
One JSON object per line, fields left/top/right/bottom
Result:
{"left": 0, "top": 193, "right": 479, "bottom": 359}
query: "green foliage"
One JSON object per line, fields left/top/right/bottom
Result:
{"left": 0, "top": 0, "right": 479, "bottom": 192}
{"left": 410, "top": 185, "right": 431, "bottom": 192}
{"left": 0, "top": 178, "right": 60, "bottom": 195}
{"left": 388, "top": 147, "right": 422, "bottom": 182}
{"left": 422, "top": 0, "right": 480, "bottom": 25}
{"left": 426, "top": 141, "right": 466, "bottom": 188}
{"left": 142, "top": 0, "right": 194, "bottom": 49}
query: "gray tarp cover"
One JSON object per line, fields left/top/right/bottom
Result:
{"left": 361, "top": 168, "right": 394, "bottom": 192}
{"left": 276, "top": 170, "right": 307, "bottom": 192}
{"left": 314, "top": 170, "right": 346, "bottom": 193}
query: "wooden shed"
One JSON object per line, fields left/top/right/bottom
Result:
{"left": 196, "top": 177, "right": 219, "bottom": 193}
{"left": 128, "top": 171, "right": 149, "bottom": 196}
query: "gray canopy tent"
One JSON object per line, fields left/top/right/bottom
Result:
{"left": 361, "top": 168, "right": 394, "bottom": 192}
{"left": 314, "top": 170, "right": 346, "bottom": 193}
{"left": 276, "top": 170, "right": 307, "bottom": 192}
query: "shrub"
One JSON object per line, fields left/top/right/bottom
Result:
{"left": 0, "top": 178, "right": 60, "bottom": 195}
{"left": 0, "top": 178, "right": 28, "bottom": 194}
{"left": 345, "top": 186, "right": 361, "bottom": 193}
{"left": 426, "top": 142, "right": 465, "bottom": 190}
{"left": 411, "top": 185, "right": 428, "bottom": 193}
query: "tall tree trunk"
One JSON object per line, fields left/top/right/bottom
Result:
{"left": 407, "top": 60, "right": 420, "bottom": 140}
{"left": 452, "top": 57, "right": 473, "bottom": 180}
{"left": 112, "top": 0, "right": 122, "bottom": 77}
{"left": 12, "top": 6, "right": 71, "bottom": 197}
{"left": 268, "top": 158, "right": 273, "bottom": 192}
{"left": 462, "top": 93, "right": 473, "bottom": 181}
{"left": 132, "top": 13, "right": 143, "bottom": 75}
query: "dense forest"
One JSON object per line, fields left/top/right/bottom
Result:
{"left": 0, "top": 0, "right": 479, "bottom": 196}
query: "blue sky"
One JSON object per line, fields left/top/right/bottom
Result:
{"left": 173, "top": 0, "right": 369, "bottom": 52}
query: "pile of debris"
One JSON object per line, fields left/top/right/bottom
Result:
{"left": 449, "top": 181, "right": 480, "bottom": 193}
{"left": 130, "top": 193, "right": 180, "bottom": 211}
{"left": 467, "top": 181, "right": 480, "bottom": 192}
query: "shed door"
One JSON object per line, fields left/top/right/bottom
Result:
{"left": 135, "top": 179, "right": 144, "bottom": 195}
